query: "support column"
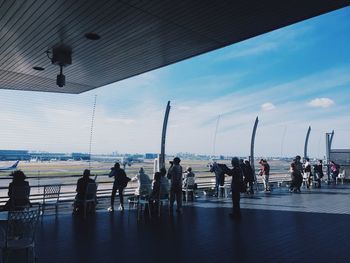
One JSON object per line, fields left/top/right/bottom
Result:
{"left": 304, "top": 126, "right": 311, "bottom": 160}
{"left": 325, "top": 130, "right": 334, "bottom": 182}
{"left": 250, "top": 116, "right": 259, "bottom": 190}
{"left": 159, "top": 101, "right": 171, "bottom": 171}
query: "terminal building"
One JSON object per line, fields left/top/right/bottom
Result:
{"left": 0, "top": 150, "right": 30, "bottom": 161}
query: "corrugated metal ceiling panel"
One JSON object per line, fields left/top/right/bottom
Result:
{"left": 0, "top": 0, "right": 349, "bottom": 93}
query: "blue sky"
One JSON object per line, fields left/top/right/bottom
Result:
{"left": 0, "top": 7, "right": 349, "bottom": 158}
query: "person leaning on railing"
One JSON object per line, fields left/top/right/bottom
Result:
{"left": 2, "top": 170, "right": 31, "bottom": 211}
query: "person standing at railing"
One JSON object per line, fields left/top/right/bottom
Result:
{"left": 159, "top": 167, "right": 169, "bottom": 199}
{"left": 108, "top": 162, "right": 130, "bottom": 212}
{"left": 330, "top": 161, "right": 340, "bottom": 184}
{"left": 244, "top": 160, "right": 255, "bottom": 194}
{"left": 303, "top": 158, "right": 312, "bottom": 189}
{"left": 313, "top": 160, "right": 324, "bottom": 188}
{"left": 209, "top": 162, "right": 225, "bottom": 197}
{"left": 223, "top": 157, "right": 242, "bottom": 220}
{"left": 167, "top": 157, "right": 183, "bottom": 214}
{"left": 259, "top": 159, "right": 270, "bottom": 192}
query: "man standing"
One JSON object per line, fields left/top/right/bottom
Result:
{"left": 167, "top": 157, "right": 183, "bottom": 213}
{"left": 226, "top": 157, "right": 242, "bottom": 219}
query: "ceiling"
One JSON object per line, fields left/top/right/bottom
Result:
{"left": 0, "top": 0, "right": 349, "bottom": 94}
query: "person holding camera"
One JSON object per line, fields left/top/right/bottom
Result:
{"left": 108, "top": 162, "right": 130, "bottom": 212}
{"left": 167, "top": 157, "right": 183, "bottom": 213}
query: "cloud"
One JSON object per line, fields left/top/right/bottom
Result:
{"left": 261, "top": 102, "right": 276, "bottom": 111}
{"left": 308, "top": 98, "right": 335, "bottom": 108}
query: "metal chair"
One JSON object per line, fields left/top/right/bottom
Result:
{"left": 137, "top": 194, "right": 152, "bottom": 221}
{"left": 157, "top": 185, "right": 169, "bottom": 217}
{"left": 41, "top": 185, "right": 61, "bottom": 217}
{"left": 183, "top": 177, "right": 195, "bottom": 202}
{"left": 136, "top": 185, "right": 152, "bottom": 221}
{"left": 0, "top": 206, "right": 41, "bottom": 263}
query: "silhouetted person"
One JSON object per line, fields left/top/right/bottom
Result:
{"left": 167, "top": 157, "right": 183, "bottom": 213}
{"left": 294, "top": 155, "right": 303, "bottom": 174}
{"left": 210, "top": 162, "right": 225, "bottom": 197}
{"left": 313, "top": 160, "right": 323, "bottom": 188}
{"left": 289, "top": 163, "right": 302, "bottom": 193}
{"left": 244, "top": 160, "right": 255, "bottom": 194}
{"left": 159, "top": 167, "right": 169, "bottom": 199}
{"left": 3, "top": 170, "right": 31, "bottom": 211}
{"left": 150, "top": 171, "right": 162, "bottom": 214}
{"left": 108, "top": 162, "right": 129, "bottom": 212}
{"left": 225, "top": 157, "right": 242, "bottom": 220}
{"left": 73, "top": 169, "right": 96, "bottom": 214}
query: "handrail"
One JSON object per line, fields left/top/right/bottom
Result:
{"left": 0, "top": 172, "right": 297, "bottom": 205}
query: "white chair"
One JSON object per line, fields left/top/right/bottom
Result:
{"left": 0, "top": 206, "right": 41, "bottom": 263}
{"left": 136, "top": 184, "right": 153, "bottom": 221}
{"left": 183, "top": 177, "right": 195, "bottom": 202}
{"left": 336, "top": 170, "right": 346, "bottom": 185}
{"left": 41, "top": 184, "right": 61, "bottom": 217}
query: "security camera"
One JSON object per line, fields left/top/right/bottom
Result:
{"left": 56, "top": 71, "right": 66, "bottom": 87}
{"left": 48, "top": 45, "right": 72, "bottom": 87}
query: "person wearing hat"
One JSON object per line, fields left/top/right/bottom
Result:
{"left": 3, "top": 170, "right": 31, "bottom": 211}
{"left": 73, "top": 169, "right": 97, "bottom": 214}
{"left": 167, "top": 157, "right": 183, "bottom": 213}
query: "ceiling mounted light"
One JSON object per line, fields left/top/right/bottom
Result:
{"left": 33, "top": 66, "right": 45, "bottom": 71}
{"left": 85, "top": 32, "right": 101, "bottom": 40}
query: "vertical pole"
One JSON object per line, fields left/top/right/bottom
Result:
{"left": 89, "top": 95, "right": 97, "bottom": 170}
{"left": 250, "top": 117, "right": 259, "bottom": 190}
{"left": 159, "top": 101, "right": 171, "bottom": 171}
{"left": 326, "top": 130, "right": 335, "bottom": 182}
{"left": 212, "top": 115, "right": 221, "bottom": 158}
{"left": 304, "top": 126, "right": 311, "bottom": 160}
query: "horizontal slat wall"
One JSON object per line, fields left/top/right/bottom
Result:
{"left": 0, "top": 0, "right": 349, "bottom": 93}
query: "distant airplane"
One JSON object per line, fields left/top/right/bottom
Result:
{"left": 0, "top": 160, "right": 20, "bottom": 172}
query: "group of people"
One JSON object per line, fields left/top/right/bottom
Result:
{"left": 1, "top": 156, "right": 341, "bottom": 222}
{"left": 289, "top": 156, "right": 340, "bottom": 192}
{"left": 73, "top": 157, "right": 197, "bottom": 215}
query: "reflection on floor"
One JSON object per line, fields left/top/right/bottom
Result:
{"left": 6, "top": 184, "right": 350, "bottom": 262}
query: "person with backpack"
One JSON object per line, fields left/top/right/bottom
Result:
{"left": 108, "top": 162, "right": 130, "bottom": 212}
{"left": 244, "top": 160, "right": 255, "bottom": 194}
{"left": 210, "top": 162, "right": 225, "bottom": 197}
